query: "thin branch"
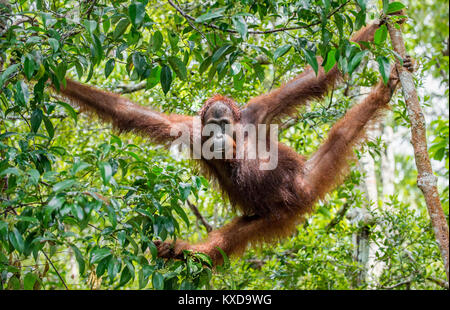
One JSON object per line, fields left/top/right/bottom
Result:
{"left": 84, "top": 0, "right": 98, "bottom": 19}
{"left": 41, "top": 250, "right": 69, "bottom": 290}
{"left": 60, "top": 28, "right": 82, "bottom": 40}
{"left": 326, "top": 202, "right": 351, "bottom": 232}
{"left": 168, "top": 0, "right": 207, "bottom": 39}
{"left": 186, "top": 199, "right": 212, "bottom": 232}
{"left": 115, "top": 81, "right": 147, "bottom": 94}
{"left": 379, "top": 277, "right": 413, "bottom": 289}
{"left": 6, "top": 113, "right": 68, "bottom": 121}
{"left": 167, "top": 0, "right": 351, "bottom": 35}
{"left": 279, "top": 115, "right": 302, "bottom": 131}
{"left": 426, "top": 277, "right": 449, "bottom": 289}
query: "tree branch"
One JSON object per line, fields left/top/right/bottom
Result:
{"left": 426, "top": 276, "right": 449, "bottom": 289}
{"left": 326, "top": 202, "right": 351, "bottom": 232}
{"left": 186, "top": 199, "right": 212, "bottom": 232}
{"left": 42, "top": 250, "right": 69, "bottom": 290}
{"left": 379, "top": 277, "right": 413, "bottom": 289}
{"left": 387, "top": 1, "right": 449, "bottom": 281}
{"left": 115, "top": 81, "right": 147, "bottom": 94}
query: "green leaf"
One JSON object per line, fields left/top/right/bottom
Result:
{"left": 107, "top": 205, "right": 117, "bottom": 228}
{"left": 167, "top": 31, "right": 179, "bottom": 51}
{"left": 0, "top": 167, "right": 20, "bottom": 177}
{"left": 0, "top": 64, "right": 19, "bottom": 87}
{"left": 27, "top": 169, "right": 40, "bottom": 186}
{"left": 132, "top": 52, "right": 148, "bottom": 77}
{"left": 54, "top": 62, "right": 67, "bottom": 82}
{"left": 356, "top": 0, "right": 367, "bottom": 11}
{"left": 387, "top": 2, "right": 405, "bottom": 14}
{"left": 113, "top": 18, "right": 130, "bottom": 40}
{"left": 199, "top": 56, "right": 212, "bottom": 74}
{"left": 72, "top": 161, "right": 90, "bottom": 175}
{"left": 56, "top": 101, "right": 78, "bottom": 124}
{"left": 71, "top": 204, "right": 84, "bottom": 221}
{"left": 173, "top": 204, "right": 189, "bottom": 227}
{"left": 146, "top": 65, "right": 161, "bottom": 89}
{"left": 105, "top": 59, "right": 115, "bottom": 78}
{"left": 98, "top": 161, "right": 113, "bottom": 185}
{"left": 215, "top": 246, "right": 230, "bottom": 268}
{"left": 24, "top": 56, "right": 36, "bottom": 80}
{"left": 303, "top": 49, "right": 319, "bottom": 75}
{"left": 46, "top": 196, "right": 64, "bottom": 215}
{"left": 108, "top": 257, "right": 121, "bottom": 282}
{"left": 195, "top": 8, "right": 225, "bottom": 23}
{"left": 334, "top": 14, "right": 344, "bottom": 38}
{"left": 323, "top": 49, "right": 336, "bottom": 72}
{"left": 212, "top": 44, "right": 234, "bottom": 63}
{"left": 128, "top": 2, "right": 146, "bottom": 28}
{"left": 17, "top": 216, "right": 39, "bottom": 223}
{"left": 9, "top": 228, "right": 24, "bottom": 253}
{"left": 355, "top": 9, "right": 366, "bottom": 30}
{"left": 160, "top": 65, "right": 172, "bottom": 94}
{"left": 150, "top": 31, "right": 163, "bottom": 52}
{"left": 91, "top": 34, "right": 104, "bottom": 64}
{"left": 273, "top": 44, "right": 292, "bottom": 61}
{"left": 148, "top": 241, "right": 158, "bottom": 258}
{"left": 118, "top": 263, "right": 133, "bottom": 287}
{"left": 90, "top": 248, "right": 112, "bottom": 264}
{"left": 152, "top": 272, "right": 164, "bottom": 290}
{"left": 70, "top": 245, "right": 85, "bottom": 275}
{"left": 43, "top": 116, "right": 54, "bottom": 139}
{"left": 374, "top": 24, "right": 388, "bottom": 45}
{"left": 382, "top": 0, "right": 390, "bottom": 13}
{"left": 376, "top": 55, "right": 391, "bottom": 85}
{"left": 168, "top": 56, "right": 187, "bottom": 80}
{"left": 178, "top": 183, "right": 191, "bottom": 201}
{"left": 30, "top": 109, "right": 43, "bottom": 133}
{"left": 24, "top": 273, "right": 38, "bottom": 290}
{"left": 48, "top": 38, "right": 59, "bottom": 52}
{"left": 232, "top": 15, "right": 247, "bottom": 39}
{"left": 15, "top": 80, "right": 30, "bottom": 106}
{"left": 348, "top": 50, "right": 368, "bottom": 75}
{"left": 83, "top": 20, "right": 98, "bottom": 34}
{"left": 53, "top": 179, "right": 76, "bottom": 193}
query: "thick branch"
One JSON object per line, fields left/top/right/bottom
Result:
{"left": 387, "top": 5, "right": 449, "bottom": 281}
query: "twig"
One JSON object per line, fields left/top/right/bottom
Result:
{"left": 379, "top": 277, "right": 413, "bottom": 289}
{"left": 60, "top": 28, "right": 82, "bottom": 40}
{"left": 167, "top": 0, "right": 207, "bottom": 40}
{"left": 84, "top": 0, "right": 98, "bottom": 19}
{"left": 426, "top": 277, "right": 449, "bottom": 289}
{"left": 326, "top": 202, "right": 351, "bottom": 231}
{"left": 279, "top": 115, "right": 302, "bottom": 131}
{"left": 167, "top": 0, "right": 351, "bottom": 35}
{"left": 41, "top": 250, "right": 69, "bottom": 290}
{"left": 186, "top": 199, "right": 212, "bottom": 232}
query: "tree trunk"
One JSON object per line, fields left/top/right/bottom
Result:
{"left": 387, "top": 13, "right": 449, "bottom": 281}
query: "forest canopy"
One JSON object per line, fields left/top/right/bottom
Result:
{"left": 0, "top": 0, "right": 448, "bottom": 290}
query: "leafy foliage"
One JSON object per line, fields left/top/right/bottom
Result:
{"left": 0, "top": 0, "right": 447, "bottom": 290}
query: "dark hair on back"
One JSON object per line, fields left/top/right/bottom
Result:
{"left": 199, "top": 95, "right": 241, "bottom": 122}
